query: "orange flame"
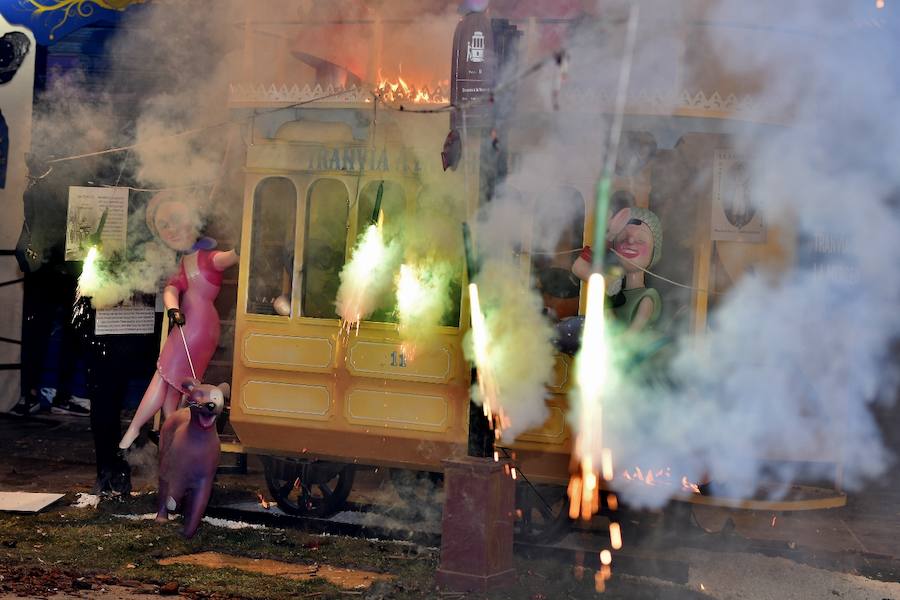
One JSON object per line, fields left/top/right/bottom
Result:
{"left": 376, "top": 69, "right": 448, "bottom": 104}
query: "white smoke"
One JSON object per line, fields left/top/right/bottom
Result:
{"left": 591, "top": 1, "right": 900, "bottom": 506}
{"left": 463, "top": 257, "right": 556, "bottom": 440}
{"left": 461, "top": 0, "right": 900, "bottom": 506}
{"left": 30, "top": 1, "right": 243, "bottom": 308}
{"left": 31, "top": 0, "right": 900, "bottom": 509}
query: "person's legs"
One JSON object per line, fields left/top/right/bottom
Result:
{"left": 37, "top": 316, "right": 63, "bottom": 410}
{"left": 16, "top": 270, "right": 57, "bottom": 414}
{"left": 52, "top": 274, "right": 86, "bottom": 411}
{"left": 65, "top": 357, "right": 92, "bottom": 414}
{"left": 86, "top": 336, "right": 131, "bottom": 494}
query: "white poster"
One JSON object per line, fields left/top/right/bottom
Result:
{"left": 711, "top": 149, "right": 766, "bottom": 243}
{"left": 94, "top": 305, "right": 155, "bottom": 336}
{"left": 0, "top": 15, "right": 35, "bottom": 412}
{"left": 65, "top": 186, "right": 128, "bottom": 260}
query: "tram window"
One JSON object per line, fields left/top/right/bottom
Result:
{"left": 532, "top": 187, "right": 585, "bottom": 321}
{"left": 355, "top": 180, "right": 406, "bottom": 323}
{"left": 413, "top": 186, "right": 464, "bottom": 328}
{"left": 247, "top": 177, "right": 297, "bottom": 316}
{"left": 302, "top": 179, "right": 349, "bottom": 318}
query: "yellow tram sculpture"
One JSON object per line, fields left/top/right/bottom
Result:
{"left": 222, "top": 7, "right": 847, "bottom": 538}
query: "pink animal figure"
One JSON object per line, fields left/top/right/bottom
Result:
{"left": 155, "top": 378, "right": 228, "bottom": 538}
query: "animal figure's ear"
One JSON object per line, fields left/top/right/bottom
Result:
{"left": 217, "top": 383, "right": 231, "bottom": 400}
{"left": 181, "top": 378, "right": 200, "bottom": 394}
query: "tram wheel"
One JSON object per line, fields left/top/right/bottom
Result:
{"left": 262, "top": 456, "right": 355, "bottom": 517}
{"left": 514, "top": 482, "right": 571, "bottom": 544}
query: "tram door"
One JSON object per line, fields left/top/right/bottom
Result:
{"left": 231, "top": 135, "right": 471, "bottom": 471}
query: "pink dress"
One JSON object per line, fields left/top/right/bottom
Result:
{"left": 157, "top": 250, "right": 223, "bottom": 390}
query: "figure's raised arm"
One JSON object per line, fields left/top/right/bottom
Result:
{"left": 212, "top": 249, "right": 239, "bottom": 271}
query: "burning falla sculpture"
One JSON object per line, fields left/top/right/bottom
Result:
{"left": 155, "top": 378, "right": 228, "bottom": 538}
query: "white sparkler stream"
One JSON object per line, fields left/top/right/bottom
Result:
{"left": 77, "top": 245, "right": 100, "bottom": 299}
{"left": 573, "top": 272, "right": 609, "bottom": 519}
{"left": 396, "top": 263, "right": 425, "bottom": 359}
{"left": 467, "top": 282, "right": 506, "bottom": 437}
{"left": 338, "top": 222, "right": 387, "bottom": 334}
{"left": 568, "top": 3, "right": 640, "bottom": 548}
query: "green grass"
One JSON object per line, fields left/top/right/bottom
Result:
{"left": 0, "top": 494, "right": 705, "bottom": 599}
{"left": 0, "top": 497, "right": 439, "bottom": 599}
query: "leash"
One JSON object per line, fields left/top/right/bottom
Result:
{"left": 178, "top": 325, "right": 197, "bottom": 380}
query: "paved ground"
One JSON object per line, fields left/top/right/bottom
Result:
{"left": 1, "top": 411, "right": 899, "bottom": 599}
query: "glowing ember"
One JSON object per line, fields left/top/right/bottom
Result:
{"left": 621, "top": 468, "right": 703, "bottom": 495}
{"left": 594, "top": 564, "right": 612, "bottom": 592}
{"left": 607, "top": 493, "right": 618, "bottom": 511}
{"left": 595, "top": 562, "right": 612, "bottom": 591}
{"left": 375, "top": 70, "right": 448, "bottom": 105}
{"left": 682, "top": 476, "right": 702, "bottom": 494}
{"left": 601, "top": 448, "right": 614, "bottom": 482}
{"left": 609, "top": 522, "right": 622, "bottom": 550}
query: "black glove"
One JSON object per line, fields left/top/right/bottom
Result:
{"left": 167, "top": 308, "right": 186, "bottom": 330}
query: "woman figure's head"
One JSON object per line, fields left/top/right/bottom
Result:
{"left": 146, "top": 192, "right": 202, "bottom": 252}
{"left": 611, "top": 207, "right": 662, "bottom": 273}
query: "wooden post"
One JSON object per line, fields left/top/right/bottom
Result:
{"left": 436, "top": 457, "right": 515, "bottom": 592}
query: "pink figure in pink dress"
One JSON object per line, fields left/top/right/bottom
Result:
{"left": 118, "top": 192, "right": 238, "bottom": 450}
